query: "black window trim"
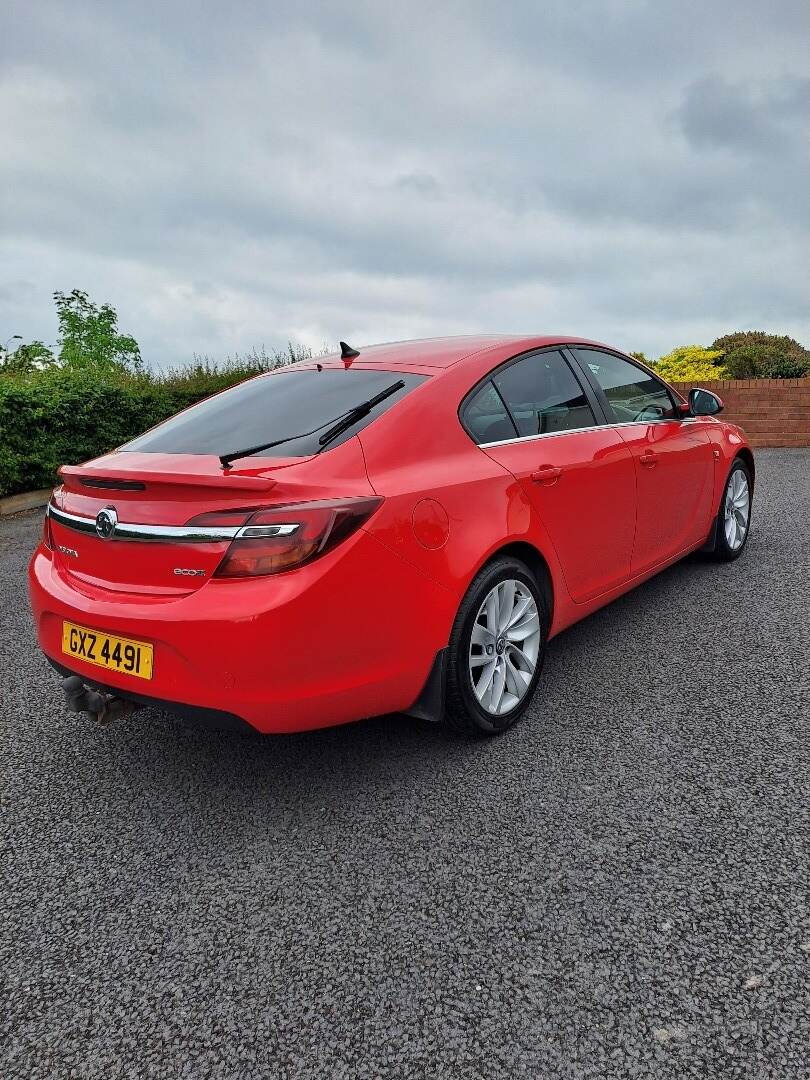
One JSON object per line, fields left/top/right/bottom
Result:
{"left": 458, "top": 345, "right": 608, "bottom": 447}
{"left": 564, "top": 345, "right": 687, "bottom": 427}
{"left": 489, "top": 379, "right": 520, "bottom": 440}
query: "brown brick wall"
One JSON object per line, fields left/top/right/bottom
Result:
{"left": 670, "top": 380, "right": 810, "bottom": 448}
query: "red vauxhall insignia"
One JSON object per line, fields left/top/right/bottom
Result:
{"left": 29, "top": 336, "right": 754, "bottom": 736}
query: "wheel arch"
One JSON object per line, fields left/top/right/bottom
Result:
{"left": 406, "top": 540, "right": 556, "bottom": 728}
{"left": 481, "top": 540, "right": 555, "bottom": 627}
{"left": 735, "top": 447, "right": 755, "bottom": 491}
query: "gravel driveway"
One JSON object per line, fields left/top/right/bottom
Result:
{"left": 2, "top": 448, "right": 809, "bottom": 1079}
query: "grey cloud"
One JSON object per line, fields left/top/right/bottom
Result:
{"left": 677, "top": 75, "right": 810, "bottom": 154}
{"left": 392, "top": 173, "right": 442, "bottom": 197}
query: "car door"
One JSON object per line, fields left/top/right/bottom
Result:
{"left": 570, "top": 347, "right": 715, "bottom": 576}
{"left": 462, "top": 348, "right": 637, "bottom": 604}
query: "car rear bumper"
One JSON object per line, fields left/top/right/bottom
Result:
{"left": 46, "top": 657, "right": 258, "bottom": 733}
{"left": 29, "top": 530, "right": 456, "bottom": 734}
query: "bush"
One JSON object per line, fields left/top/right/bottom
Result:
{"left": 723, "top": 344, "right": 810, "bottom": 379}
{"left": 652, "top": 345, "right": 727, "bottom": 383}
{"left": 712, "top": 331, "right": 810, "bottom": 379}
{"left": 711, "top": 330, "right": 807, "bottom": 359}
{"left": 0, "top": 369, "right": 169, "bottom": 496}
{"left": 756, "top": 352, "right": 810, "bottom": 378}
{"left": 0, "top": 347, "right": 301, "bottom": 497}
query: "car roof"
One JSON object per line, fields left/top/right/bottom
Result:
{"left": 289, "top": 335, "right": 615, "bottom": 373}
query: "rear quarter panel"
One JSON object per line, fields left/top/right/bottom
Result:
{"left": 357, "top": 351, "right": 573, "bottom": 638}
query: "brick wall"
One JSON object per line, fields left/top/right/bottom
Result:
{"left": 669, "top": 379, "right": 810, "bottom": 448}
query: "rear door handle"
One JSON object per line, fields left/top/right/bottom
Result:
{"left": 530, "top": 464, "right": 562, "bottom": 485}
{"left": 639, "top": 452, "right": 657, "bottom": 468}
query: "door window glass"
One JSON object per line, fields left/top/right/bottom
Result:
{"left": 492, "top": 351, "right": 596, "bottom": 437}
{"left": 574, "top": 349, "right": 676, "bottom": 423}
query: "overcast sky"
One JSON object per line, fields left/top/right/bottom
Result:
{"left": 2, "top": 1, "right": 809, "bottom": 368}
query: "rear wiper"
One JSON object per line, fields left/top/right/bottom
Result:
{"left": 316, "top": 380, "right": 406, "bottom": 453}
{"left": 219, "top": 380, "right": 405, "bottom": 469}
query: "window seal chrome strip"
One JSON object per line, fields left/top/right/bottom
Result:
{"left": 479, "top": 423, "right": 599, "bottom": 448}
{"left": 478, "top": 417, "right": 696, "bottom": 449}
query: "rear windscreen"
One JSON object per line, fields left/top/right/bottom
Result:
{"left": 121, "top": 369, "right": 427, "bottom": 458}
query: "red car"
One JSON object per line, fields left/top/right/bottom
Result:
{"left": 29, "top": 336, "right": 754, "bottom": 737}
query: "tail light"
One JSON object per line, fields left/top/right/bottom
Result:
{"left": 44, "top": 487, "right": 64, "bottom": 548}
{"left": 42, "top": 510, "right": 53, "bottom": 550}
{"left": 189, "top": 498, "right": 382, "bottom": 578}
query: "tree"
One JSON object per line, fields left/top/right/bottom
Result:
{"left": 0, "top": 337, "right": 56, "bottom": 376}
{"left": 54, "top": 289, "right": 142, "bottom": 371}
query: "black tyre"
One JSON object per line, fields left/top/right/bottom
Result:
{"left": 444, "top": 556, "right": 548, "bottom": 737}
{"left": 710, "top": 457, "right": 753, "bottom": 562}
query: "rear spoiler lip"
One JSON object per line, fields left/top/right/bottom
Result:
{"left": 58, "top": 462, "right": 278, "bottom": 493}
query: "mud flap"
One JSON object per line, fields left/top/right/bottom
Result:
{"left": 404, "top": 649, "right": 447, "bottom": 724}
{"left": 699, "top": 511, "right": 720, "bottom": 553}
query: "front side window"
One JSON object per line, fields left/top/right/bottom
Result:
{"left": 491, "top": 351, "right": 596, "bottom": 438}
{"left": 122, "top": 369, "right": 427, "bottom": 458}
{"left": 574, "top": 349, "right": 676, "bottom": 423}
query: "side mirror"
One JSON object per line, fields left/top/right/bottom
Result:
{"left": 688, "top": 387, "right": 724, "bottom": 417}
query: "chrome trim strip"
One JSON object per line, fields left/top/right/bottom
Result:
{"left": 239, "top": 524, "right": 299, "bottom": 538}
{"left": 110, "top": 522, "right": 243, "bottom": 543}
{"left": 479, "top": 418, "right": 695, "bottom": 449}
{"left": 47, "top": 503, "right": 241, "bottom": 543}
{"left": 46, "top": 502, "right": 303, "bottom": 543}
{"left": 46, "top": 504, "right": 98, "bottom": 535}
{"left": 480, "top": 424, "right": 601, "bottom": 448}
{"left": 608, "top": 418, "right": 697, "bottom": 429}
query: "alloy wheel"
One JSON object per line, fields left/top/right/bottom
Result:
{"left": 724, "top": 469, "right": 750, "bottom": 551}
{"left": 468, "top": 578, "right": 541, "bottom": 716}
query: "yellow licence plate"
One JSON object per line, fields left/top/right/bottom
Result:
{"left": 61, "top": 621, "right": 154, "bottom": 680}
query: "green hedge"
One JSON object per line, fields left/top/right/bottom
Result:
{"left": 0, "top": 365, "right": 269, "bottom": 498}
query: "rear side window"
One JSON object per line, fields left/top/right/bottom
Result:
{"left": 122, "top": 369, "right": 427, "bottom": 458}
{"left": 461, "top": 382, "right": 517, "bottom": 444}
{"left": 574, "top": 349, "right": 676, "bottom": 422}
{"left": 492, "top": 351, "right": 596, "bottom": 438}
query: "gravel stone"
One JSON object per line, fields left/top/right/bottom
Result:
{"left": 2, "top": 448, "right": 809, "bottom": 1078}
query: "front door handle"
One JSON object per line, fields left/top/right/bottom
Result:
{"left": 639, "top": 452, "right": 657, "bottom": 468}
{"left": 530, "top": 464, "right": 562, "bottom": 485}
